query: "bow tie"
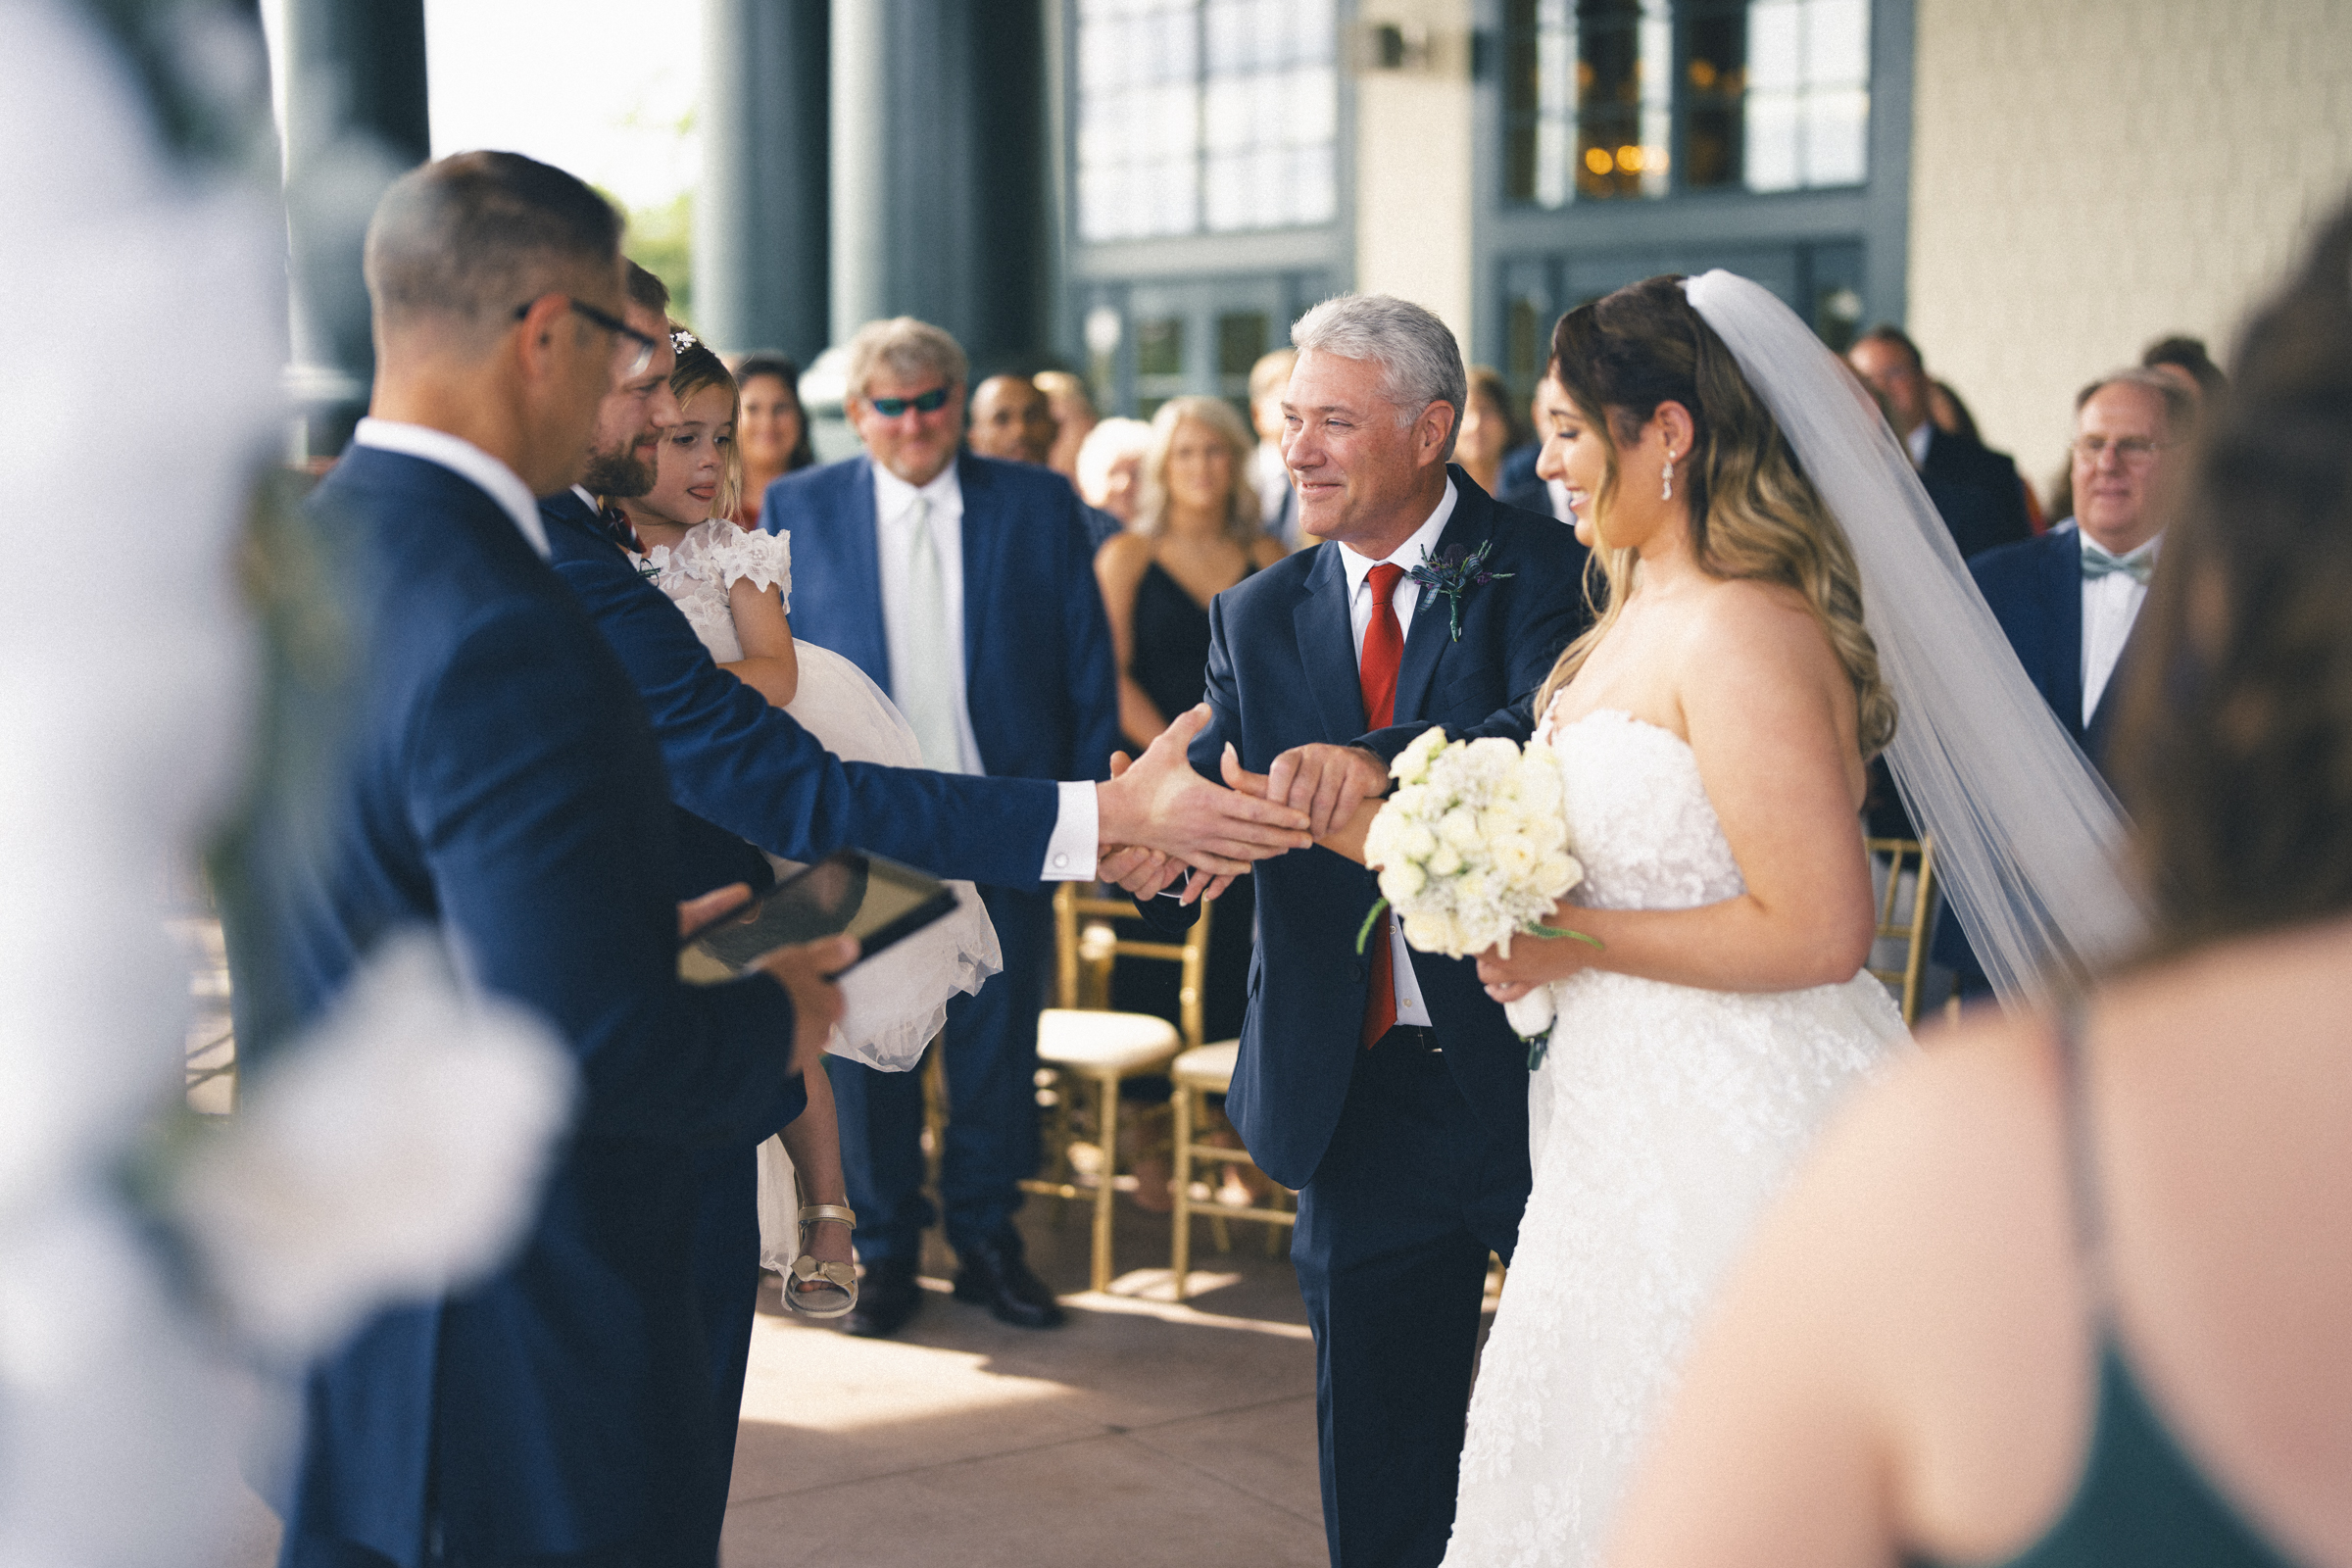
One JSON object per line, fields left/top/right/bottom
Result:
{"left": 2081, "top": 540, "right": 2153, "bottom": 586}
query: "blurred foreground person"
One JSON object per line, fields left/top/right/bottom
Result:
{"left": 1035, "top": 368, "right": 1098, "bottom": 478}
{"left": 232, "top": 150, "right": 854, "bottom": 1568}
{"left": 1606, "top": 203, "right": 2352, "bottom": 1568}
{"left": 729, "top": 352, "right": 813, "bottom": 529}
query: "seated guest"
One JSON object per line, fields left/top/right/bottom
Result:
{"left": 230, "top": 149, "right": 855, "bottom": 1568}
{"left": 765, "top": 317, "right": 1125, "bottom": 1338}
{"left": 1931, "top": 377, "right": 2046, "bottom": 532}
{"left": 967, "top": 371, "right": 1058, "bottom": 466}
{"left": 1605, "top": 197, "right": 2352, "bottom": 1568}
{"left": 1247, "top": 346, "right": 1300, "bottom": 544}
{"left": 1035, "top": 368, "right": 1099, "bottom": 481}
{"left": 1849, "top": 324, "right": 2034, "bottom": 559}
{"left": 1076, "top": 415, "right": 1152, "bottom": 527}
{"left": 1501, "top": 369, "right": 1577, "bottom": 523}
{"left": 1454, "top": 365, "right": 1526, "bottom": 499}
{"left": 728, "top": 352, "right": 813, "bottom": 530}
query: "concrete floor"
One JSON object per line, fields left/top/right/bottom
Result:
{"left": 217, "top": 1196, "right": 1333, "bottom": 1568}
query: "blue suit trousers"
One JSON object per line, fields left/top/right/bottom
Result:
{"left": 824, "top": 884, "right": 1053, "bottom": 1261}
{"left": 1294, "top": 1042, "right": 1526, "bottom": 1568}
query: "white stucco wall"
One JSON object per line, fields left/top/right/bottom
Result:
{"left": 1906, "top": 0, "right": 2352, "bottom": 498}
{"left": 1353, "top": 1, "right": 1478, "bottom": 353}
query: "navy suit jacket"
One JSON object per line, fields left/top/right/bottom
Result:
{"left": 1920, "top": 426, "right": 2034, "bottom": 561}
{"left": 1936, "top": 526, "right": 2139, "bottom": 975}
{"left": 1151, "top": 469, "right": 1589, "bottom": 1190}
{"left": 540, "top": 492, "right": 1058, "bottom": 890}
{"left": 225, "top": 448, "right": 808, "bottom": 1563}
{"left": 764, "top": 453, "right": 1122, "bottom": 789}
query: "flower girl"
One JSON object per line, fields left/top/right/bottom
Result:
{"left": 613, "top": 329, "right": 1002, "bottom": 1313}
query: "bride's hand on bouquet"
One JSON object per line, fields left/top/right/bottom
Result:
{"left": 1096, "top": 705, "right": 1311, "bottom": 880}
{"left": 1477, "top": 906, "right": 1601, "bottom": 1000}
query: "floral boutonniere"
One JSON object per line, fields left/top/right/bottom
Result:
{"left": 1405, "top": 540, "right": 1513, "bottom": 641}
{"left": 634, "top": 544, "right": 668, "bottom": 582}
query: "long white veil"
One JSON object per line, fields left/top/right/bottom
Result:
{"left": 1683, "top": 270, "right": 2143, "bottom": 1001}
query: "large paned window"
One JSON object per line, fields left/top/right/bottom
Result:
{"left": 1501, "top": 0, "right": 1869, "bottom": 207}
{"left": 1076, "top": 0, "right": 1339, "bottom": 242}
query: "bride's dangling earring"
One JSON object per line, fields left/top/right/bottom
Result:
{"left": 1661, "top": 452, "right": 1676, "bottom": 502}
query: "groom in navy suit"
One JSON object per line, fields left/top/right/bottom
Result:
{"left": 225, "top": 152, "right": 856, "bottom": 1568}
{"left": 766, "top": 317, "right": 1123, "bottom": 1337}
{"left": 1138, "top": 296, "right": 1588, "bottom": 1567}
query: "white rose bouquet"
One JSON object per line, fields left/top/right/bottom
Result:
{"left": 1361, "top": 728, "right": 1599, "bottom": 1063}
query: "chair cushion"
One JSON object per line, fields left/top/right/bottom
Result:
{"left": 1036, "top": 1008, "right": 1181, "bottom": 1074}
{"left": 1170, "top": 1040, "right": 1241, "bottom": 1092}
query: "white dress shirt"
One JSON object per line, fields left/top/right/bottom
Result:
{"left": 1336, "top": 479, "right": 1458, "bottom": 1028}
{"left": 1905, "top": 420, "right": 1934, "bottom": 467}
{"left": 869, "top": 460, "right": 1097, "bottom": 879}
{"left": 352, "top": 418, "right": 548, "bottom": 558}
{"left": 2081, "top": 533, "right": 2159, "bottom": 725}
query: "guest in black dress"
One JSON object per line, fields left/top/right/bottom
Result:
{"left": 1095, "top": 396, "right": 1287, "bottom": 1196}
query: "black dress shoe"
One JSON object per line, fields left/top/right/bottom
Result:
{"left": 841, "top": 1256, "right": 923, "bottom": 1338}
{"left": 951, "top": 1230, "right": 1066, "bottom": 1329}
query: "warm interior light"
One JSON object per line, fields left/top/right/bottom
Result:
{"left": 1690, "top": 59, "right": 1719, "bottom": 89}
{"left": 1585, "top": 146, "right": 1614, "bottom": 174}
{"left": 1618, "top": 144, "right": 1643, "bottom": 171}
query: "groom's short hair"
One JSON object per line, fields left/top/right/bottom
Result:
{"left": 365, "top": 150, "right": 622, "bottom": 336}
{"left": 1291, "top": 294, "right": 1468, "bottom": 461}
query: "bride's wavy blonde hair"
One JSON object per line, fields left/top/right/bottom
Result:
{"left": 1536, "top": 276, "right": 1896, "bottom": 759}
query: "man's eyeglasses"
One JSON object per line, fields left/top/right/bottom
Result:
{"left": 2071, "top": 435, "right": 2168, "bottom": 466}
{"left": 514, "top": 295, "right": 661, "bottom": 379}
{"left": 865, "top": 386, "right": 952, "bottom": 417}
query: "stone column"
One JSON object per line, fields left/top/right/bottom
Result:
{"left": 697, "top": 0, "right": 830, "bottom": 359}
{"left": 278, "top": 0, "right": 429, "bottom": 457}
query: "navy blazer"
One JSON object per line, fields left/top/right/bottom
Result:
{"left": 540, "top": 493, "right": 1059, "bottom": 890}
{"left": 226, "top": 449, "right": 808, "bottom": 1562}
{"left": 1970, "top": 525, "right": 2138, "bottom": 763}
{"left": 1920, "top": 426, "right": 2034, "bottom": 561}
{"left": 1152, "top": 469, "right": 1589, "bottom": 1189}
{"left": 762, "top": 453, "right": 1123, "bottom": 786}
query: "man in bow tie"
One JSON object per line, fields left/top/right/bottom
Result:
{"left": 1937, "top": 366, "right": 2191, "bottom": 997}
{"left": 1970, "top": 366, "right": 2190, "bottom": 766}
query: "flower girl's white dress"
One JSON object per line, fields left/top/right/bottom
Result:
{"left": 1440, "top": 708, "right": 1911, "bottom": 1566}
{"left": 641, "top": 519, "right": 1001, "bottom": 1270}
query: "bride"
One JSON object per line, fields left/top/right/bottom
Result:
{"left": 1425, "top": 272, "right": 2136, "bottom": 1564}
{"left": 1435, "top": 274, "right": 1917, "bottom": 1565}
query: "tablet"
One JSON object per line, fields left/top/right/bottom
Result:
{"left": 679, "top": 849, "right": 959, "bottom": 983}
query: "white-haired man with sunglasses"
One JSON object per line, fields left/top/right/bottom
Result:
{"left": 766, "top": 317, "right": 1128, "bottom": 1340}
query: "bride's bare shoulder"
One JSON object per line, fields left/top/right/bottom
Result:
{"left": 1677, "top": 576, "right": 1847, "bottom": 692}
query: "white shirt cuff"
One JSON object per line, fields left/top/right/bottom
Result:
{"left": 1041, "top": 780, "right": 1099, "bottom": 880}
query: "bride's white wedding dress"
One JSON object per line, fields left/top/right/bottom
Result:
{"left": 1441, "top": 707, "right": 1911, "bottom": 1567}
{"left": 641, "top": 518, "right": 1001, "bottom": 1271}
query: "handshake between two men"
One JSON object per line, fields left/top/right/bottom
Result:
{"left": 702, "top": 705, "right": 1373, "bottom": 1078}
{"left": 1096, "top": 711, "right": 1390, "bottom": 903}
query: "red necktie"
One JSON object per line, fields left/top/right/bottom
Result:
{"left": 1359, "top": 563, "right": 1406, "bottom": 1049}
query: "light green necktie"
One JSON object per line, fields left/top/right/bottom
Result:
{"left": 898, "top": 495, "right": 964, "bottom": 772}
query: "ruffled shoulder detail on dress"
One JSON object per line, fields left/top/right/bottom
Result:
{"left": 675, "top": 518, "right": 792, "bottom": 608}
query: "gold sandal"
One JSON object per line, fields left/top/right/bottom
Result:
{"left": 786, "top": 1203, "right": 859, "bottom": 1319}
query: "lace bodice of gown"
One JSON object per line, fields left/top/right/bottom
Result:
{"left": 640, "top": 519, "right": 791, "bottom": 663}
{"left": 1441, "top": 706, "right": 1910, "bottom": 1568}
{"left": 1547, "top": 708, "right": 1745, "bottom": 914}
